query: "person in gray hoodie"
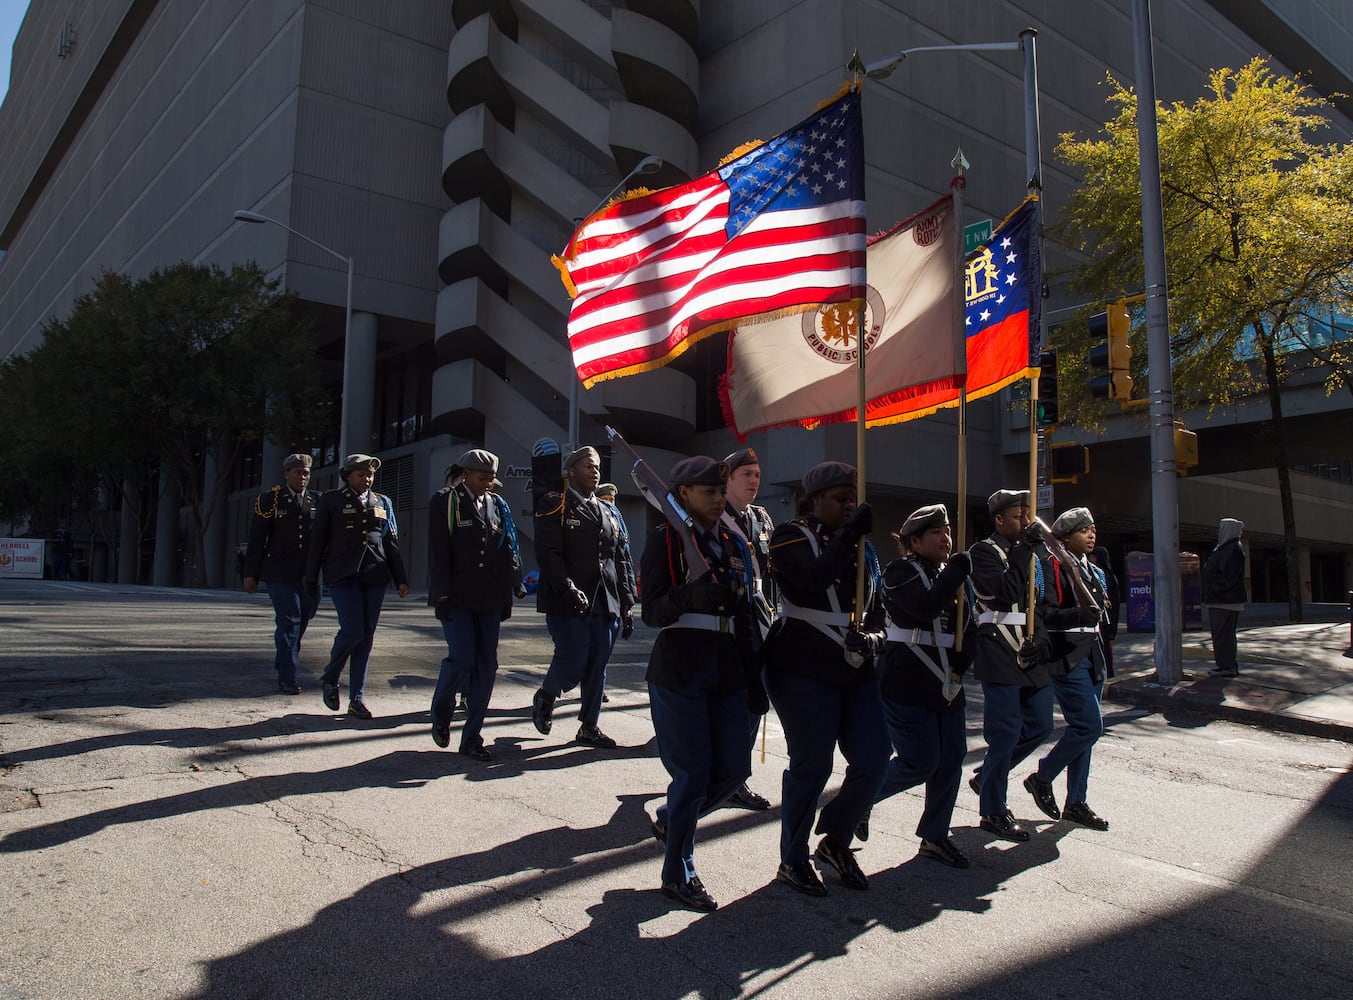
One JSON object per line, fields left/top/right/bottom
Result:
{"left": 1201, "top": 518, "right": 1247, "bottom": 678}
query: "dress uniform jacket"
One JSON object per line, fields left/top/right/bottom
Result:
{"left": 534, "top": 487, "right": 635, "bottom": 617}
{"left": 243, "top": 486, "right": 320, "bottom": 585}
{"left": 763, "top": 516, "right": 884, "bottom": 687}
{"left": 722, "top": 503, "right": 777, "bottom": 635}
{"left": 640, "top": 521, "right": 757, "bottom": 695}
{"left": 1040, "top": 554, "right": 1108, "bottom": 682}
{"left": 305, "top": 484, "right": 408, "bottom": 588}
{"left": 879, "top": 557, "right": 976, "bottom": 713}
{"left": 968, "top": 533, "right": 1049, "bottom": 688}
{"left": 427, "top": 484, "right": 520, "bottom": 621}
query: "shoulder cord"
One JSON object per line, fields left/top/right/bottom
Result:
{"left": 493, "top": 494, "right": 519, "bottom": 557}
{"left": 253, "top": 486, "right": 282, "bottom": 519}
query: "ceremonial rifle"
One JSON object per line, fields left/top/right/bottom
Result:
{"left": 605, "top": 426, "right": 710, "bottom": 581}
{"left": 1031, "top": 517, "right": 1100, "bottom": 611}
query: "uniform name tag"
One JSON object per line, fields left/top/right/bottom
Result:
{"left": 342, "top": 506, "right": 357, "bottom": 514}
{"left": 564, "top": 518, "right": 581, "bottom": 528}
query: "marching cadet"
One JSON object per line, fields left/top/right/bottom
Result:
{"left": 641, "top": 456, "right": 758, "bottom": 912}
{"left": 427, "top": 449, "right": 522, "bottom": 762}
{"left": 595, "top": 482, "right": 637, "bottom": 643}
{"left": 968, "top": 489, "right": 1051, "bottom": 843}
{"left": 763, "top": 462, "right": 889, "bottom": 896}
{"left": 243, "top": 453, "right": 320, "bottom": 695}
{"left": 304, "top": 453, "right": 409, "bottom": 719}
{"left": 720, "top": 447, "right": 777, "bottom": 812}
{"left": 530, "top": 446, "right": 636, "bottom": 749}
{"left": 868, "top": 504, "right": 976, "bottom": 868}
{"left": 1022, "top": 507, "right": 1111, "bottom": 830}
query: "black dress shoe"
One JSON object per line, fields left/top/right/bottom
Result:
{"left": 662, "top": 876, "right": 717, "bottom": 912}
{"left": 813, "top": 837, "right": 868, "bottom": 890}
{"left": 1063, "top": 801, "right": 1109, "bottom": 830}
{"left": 321, "top": 682, "right": 340, "bottom": 712}
{"left": 919, "top": 837, "right": 971, "bottom": 869}
{"left": 457, "top": 694, "right": 469, "bottom": 713}
{"left": 854, "top": 808, "right": 871, "bottom": 843}
{"left": 575, "top": 723, "right": 617, "bottom": 749}
{"left": 346, "top": 699, "right": 373, "bottom": 720}
{"left": 431, "top": 724, "right": 450, "bottom": 749}
{"left": 650, "top": 818, "right": 667, "bottom": 844}
{"left": 531, "top": 689, "right": 555, "bottom": 735}
{"left": 728, "top": 784, "right": 771, "bottom": 811}
{"left": 459, "top": 745, "right": 493, "bottom": 763}
{"left": 278, "top": 681, "right": 301, "bottom": 696}
{"left": 776, "top": 861, "right": 828, "bottom": 897}
{"left": 980, "top": 811, "right": 1030, "bottom": 843}
{"left": 968, "top": 771, "right": 981, "bottom": 796}
{"left": 1024, "top": 773, "right": 1062, "bottom": 820}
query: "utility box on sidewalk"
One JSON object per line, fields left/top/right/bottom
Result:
{"left": 1125, "top": 550, "right": 1204, "bottom": 632}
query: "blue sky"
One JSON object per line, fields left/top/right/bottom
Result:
{"left": 0, "top": 0, "right": 31, "bottom": 106}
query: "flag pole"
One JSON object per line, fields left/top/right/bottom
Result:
{"left": 950, "top": 153, "right": 969, "bottom": 652}
{"left": 852, "top": 295, "right": 868, "bottom": 628}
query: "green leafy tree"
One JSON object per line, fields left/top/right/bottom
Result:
{"left": 0, "top": 262, "right": 330, "bottom": 585}
{"left": 1052, "top": 58, "right": 1353, "bottom": 622}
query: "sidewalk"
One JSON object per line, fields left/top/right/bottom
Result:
{"left": 1104, "top": 603, "right": 1353, "bottom": 742}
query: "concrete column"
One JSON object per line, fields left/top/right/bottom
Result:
{"left": 261, "top": 438, "right": 288, "bottom": 483}
{"left": 117, "top": 474, "right": 140, "bottom": 584}
{"left": 1296, "top": 545, "right": 1312, "bottom": 607}
{"left": 344, "top": 311, "right": 379, "bottom": 455}
{"left": 202, "top": 452, "right": 229, "bottom": 588}
{"left": 152, "top": 463, "right": 180, "bottom": 586}
{"left": 1343, "top": 551, "right": 1353, "bottom": 599}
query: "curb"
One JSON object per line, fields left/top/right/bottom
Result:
{"left": 1102, "top": 680, "right": 1353, "bottom": 744}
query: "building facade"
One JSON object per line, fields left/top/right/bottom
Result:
{"left": 2, "top": 0, "right": 1351, "bottom": 596}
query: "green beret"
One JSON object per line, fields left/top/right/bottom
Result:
{"left": 722, "top": 448, "right": 760, "bottom": 471}
{"left": 565, "top": 446, "right": 600, "bottom": 471}
{"left": 282, "top": 453, "right": 312, "bottom": 471}
{"left": 458, "top": 448, "right": 498, "bottom": 475}
{"left": 340, "top": 453, "right": 381, "bottom": 474}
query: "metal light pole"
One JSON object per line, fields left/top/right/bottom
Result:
{"left": 1132, "top": 0, "right": 1182, "bottom": 683}
{"left": 564, "top": 155, "right": 663, "bottom": 452}
{"left": 233, "top": 209, "right": 355, "bottom": 459}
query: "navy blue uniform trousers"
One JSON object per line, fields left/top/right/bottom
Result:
{"left": 543, "top": 612, "right": 619, "bottom": 727}
{"left": 266, "top": 581, "right": 316, "bottom": 686}
{"left": 876, "top": 700, "right": 966, "bottom": 842}
{"left": 320, "top": 578, "right": 387, "bottom": 702}
{"left": 650, "top": 659, "right": 750, "bottom": 886}
{"left": 1036, "top": 656, "right": 1103, "bottom": 804}
{"left": 431, "top": 610, "right": 501, "bottom": 753}
{"left": 977, "top": 681, "right": 1054, "bottom": 817}
{"left": 765, "top": 670, "right": 889, "bottom": 865}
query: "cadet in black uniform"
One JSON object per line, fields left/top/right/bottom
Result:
{"left": 305, "top": 454, "right": 409, "bottom": 719}
{"left": 870, "top": 503, "right": 976, "bottom": 868}
{"left": 968, "top": 489, "right": 1051, "bottom": 842}
{"left": 763, "top": 462, "right": 888, "bottom": 896}
{"left": 530, "top": 446, "right": 636, "bottom": 748}
{"left": 720, "top": 447, "right": 777, "bottom": 812}
{"left": 641, "top": 456, "right": 758, "bottom": 912}
{"left": 427, "top": 449, "right": 522, "bottom": 762}
{"left": 1022, "top": 507, "right": 1111, "bottom": 830}
{"left": 243, "top": 453, "right": 320, "bottom": 695}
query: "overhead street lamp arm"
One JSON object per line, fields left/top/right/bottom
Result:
{"left": 232, "top": 210, "right": 350, "bottom": 267}
{"left": 850, "top": 40, "right": 1022, "bottom": 80}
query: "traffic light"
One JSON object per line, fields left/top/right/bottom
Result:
{"left": 1174, "top": 421, "right": 1199, "bottom": 476}
{"left": 1049, "top": 442, "right": 1090, "bottom": 483}
{"left": 1035, "top": 349, "right": 1058, "bottom": 425}
{"left": 1088, "top": 300, "right": 1133, "bottom": 400}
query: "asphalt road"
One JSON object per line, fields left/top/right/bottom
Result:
{"left": 2, "top": 580, "right": 1351, "bottom": 1000}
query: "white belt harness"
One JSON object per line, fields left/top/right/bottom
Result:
{"left": 888, "top": 562, "right": 962, "bottom": 702}
{"left": 664, "top": 613, "right": 732, "bottom": 633}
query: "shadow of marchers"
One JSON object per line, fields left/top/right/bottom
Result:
{"left": 0, "top": 747, "right": 452, "bottom": 854}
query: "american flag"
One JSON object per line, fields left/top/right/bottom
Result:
{"left": 555, "top": 90, "right": 866, "bottom": 388}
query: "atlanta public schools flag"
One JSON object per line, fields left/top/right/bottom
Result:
{"left": 553, "top": 90, "right": 867, "bottom": 389}
{"left": 721, "top": 193, "right": 960, "bottom": 436}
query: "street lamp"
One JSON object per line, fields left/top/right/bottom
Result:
{"left": 564, "top": 155, "right": 664, "bottom": 452}
{"left": 232, "top": 209, "right": 355, "bottom": 460}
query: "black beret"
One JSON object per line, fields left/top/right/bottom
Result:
{"left": 722, "top": 448, "right": 760, "bottom": 471}
{"left": 669, "top": 456, "right": 730, "bottom": 489}
{"left": 900, "top": 503, "right": 949, "bottom": 538}
{"left": 802, "top": 461, "right": 856, "bottom": 497}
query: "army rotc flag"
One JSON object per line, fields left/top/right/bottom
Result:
{"left": 552, "top": 90, "right": 867, "bottom": 388}
{"left": 721, "top": 191, "right": 961, "bottom": 436}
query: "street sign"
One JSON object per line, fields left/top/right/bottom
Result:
{"left": 964, "top": 219, "right": 993, "bottom": 255}
{"left": 1037, "top": 484, "right": 1054, "bottom": 511}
